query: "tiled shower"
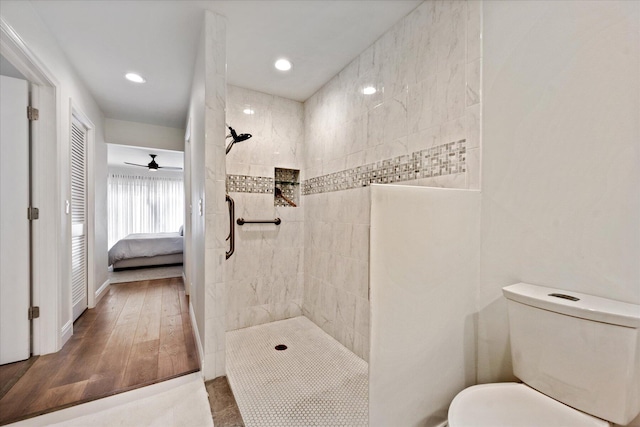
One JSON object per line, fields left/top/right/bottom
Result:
{"left": 198, "top": 0, "right": 640, "bottom": 425}
{"left": 225, "top": 85, "right": 305, "bottom": 332}
{"left": 224, "top": 0, "right": 481, "bottom": 357}
{"left": 222, "top": 0, "right": 481, "bottom": 423}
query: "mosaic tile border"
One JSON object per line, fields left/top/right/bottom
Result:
{"left": 226, "top": 140, "right": 466, "bottom": 196}
{"left": 302, "top": 139, "right": 466, "bottom": 195}
{"left": 226, "top": 174, "right": 274, "bottom": 194}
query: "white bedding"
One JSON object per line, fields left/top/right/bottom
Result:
{"left": 108, "top": 232, "right": 183, "bottom": 266}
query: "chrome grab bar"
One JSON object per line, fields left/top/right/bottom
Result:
{"left": 226, "top": 195, "right": 235, "bottom": 259}
{"left": 236, "top": 218, "right": 281, "bottom": 225}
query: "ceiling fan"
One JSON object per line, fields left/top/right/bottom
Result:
{"left": 124, "top": 154, "right": 182, "bottom": 171}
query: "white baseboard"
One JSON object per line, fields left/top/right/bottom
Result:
{"left": 182, "top": 271, "right": 188, "bottom": 295}
{"left": 95, "top": 279, "right": 110, "bottom": 304}
{"left": 60, "top": 319, "right": 73, "bottom": 346}
{"left": 189, "top": 301, "right": 204, "bottom": 372}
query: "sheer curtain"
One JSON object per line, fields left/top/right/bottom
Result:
{"left": 108, "top": 172, "right": 184, "bottom": 249}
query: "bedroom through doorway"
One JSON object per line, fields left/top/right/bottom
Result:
{"left": 106, "top": 143, "right": 185, "bottom": 284}
{"left": 0, "top": 142, "right": 195, "bottom": 424}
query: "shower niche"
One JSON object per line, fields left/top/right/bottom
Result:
{"left": 274, "top": 168, "right": 299, "bottom": 207}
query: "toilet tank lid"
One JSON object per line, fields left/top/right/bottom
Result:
{"left": 503, "top": 283, "right": 640, "bottom": 328}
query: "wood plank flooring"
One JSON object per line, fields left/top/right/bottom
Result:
{"left": 0, "top": 357, "right": 38, "bottom": 400}
{"left": 0, "top": 277, "right": 199, "bottom": 426}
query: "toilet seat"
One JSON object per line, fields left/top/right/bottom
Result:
{"left": 448, "top": 383, "right": 609, "bottom": 427}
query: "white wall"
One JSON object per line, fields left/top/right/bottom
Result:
{"left": 185, "top": 10, "right": 227, "bottom": 380}
{"left": 186, "top": 13, "right": 207, "bottom": 372}
{"left": 0, "top": 52, "right": 26, "bottom": 78}
{"left": 0, "top": 1, "right": 108, "bottom": 352}
{"left": 369, "top": 185, "right": 480, "bottom": 427}
{"left": 105, "top": 118, "right": 185, "bottom": 152}
{"left": 478, "top": 3, "right": 640, "bottom": 420}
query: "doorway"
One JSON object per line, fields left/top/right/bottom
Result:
{"left": 0, "top": 69, "right": 31, "bottom": 365}
{"left": 1, "top": 19, "right": 63, "bottom": 357}
{"left": 70, "top": 114, "right": 89, "bottom": 321}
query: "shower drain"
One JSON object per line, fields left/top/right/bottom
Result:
{"left": 275, "top": 344, "right": 287, "bottom": 351}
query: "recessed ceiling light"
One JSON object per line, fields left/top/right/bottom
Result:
{"left": 363, "top": 86, "right": 377, "bottom": 95}
{"left": 125, "top": 72, "right": 146, "bottom": 83}
{"left": 274, "top": 58, "right": 292, "bottom": 71}
{"left": 243, "top": 108, "right": 255, "bottom": 115}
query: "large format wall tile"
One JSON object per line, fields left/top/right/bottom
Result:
{"left": 302, "top": 0, "right": 483, "bottom": 358}
{"left": 225, "top": 86, "right": 305, "bottom": 331}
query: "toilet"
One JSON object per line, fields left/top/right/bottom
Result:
{"left": 448, "top": 282, "right": 640, "bottom": 427}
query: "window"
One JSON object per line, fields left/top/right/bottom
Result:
{"left": 108, "top": 172, "right": 184, "bottom": 248}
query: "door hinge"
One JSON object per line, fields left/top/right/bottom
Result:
{"left": 27, "top": 206, "right": 39, "bottom": 220}
{"left": 27, "top": 105, "right": 39, "bottom": 121}
{"left": 28, "top": 306, "right": 40, "bottom": 320}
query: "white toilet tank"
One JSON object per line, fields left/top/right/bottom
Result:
{"left": 503, "top": 283, "right": 640, "bottom": 426}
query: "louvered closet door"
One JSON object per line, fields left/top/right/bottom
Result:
{"left": 71, "top": 117, "right": 87, "bottom": 321}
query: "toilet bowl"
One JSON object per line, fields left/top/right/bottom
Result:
{"left": 447, "top": 283, "right": 640, "bottom": 427}
{"left": 448, "top": 383, "right": 608, "bottom": 427}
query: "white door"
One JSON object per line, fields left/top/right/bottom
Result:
{"left": 0, "top": 75, "right": 30, "bottom": 364}
{"left": 70, "top": 117, "right": 87, "bottom": 321}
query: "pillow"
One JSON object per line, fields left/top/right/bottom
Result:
{"left": 179, "top": 225, "right": 184, "bottom": 236}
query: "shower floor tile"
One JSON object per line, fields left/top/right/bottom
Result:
{"left": 226, "top": 316, "right": 368, "bottom": 427}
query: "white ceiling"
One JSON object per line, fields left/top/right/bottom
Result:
{"left": 30, "top": 0, "right": 422, "bottom": 128}
{"left": 108, "top": 143, "right": 184, "bottom": 171}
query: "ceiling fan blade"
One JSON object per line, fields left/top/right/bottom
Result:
{"left": 124, "top": 162, "right": 148, "bottom": 167}
{"left": 158, "top": 166, "right": 183, "bottom": 170}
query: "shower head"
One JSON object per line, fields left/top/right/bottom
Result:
{"left": 226, "top": 126, "right": 252, "bottom": 155}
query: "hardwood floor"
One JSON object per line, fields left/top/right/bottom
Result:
{"left": 0, "top": 277, "right": 199, "bottom": 425}
{"left": 0, "top": 357, "right": 38, "bottom": 400}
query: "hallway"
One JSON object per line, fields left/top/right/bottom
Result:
{"left": 0, "top": 277, "right": 199, "bottom": 425}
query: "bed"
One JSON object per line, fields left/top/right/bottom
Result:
{"left": 108, "top": 232, "right": 184, "bottom": 270}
